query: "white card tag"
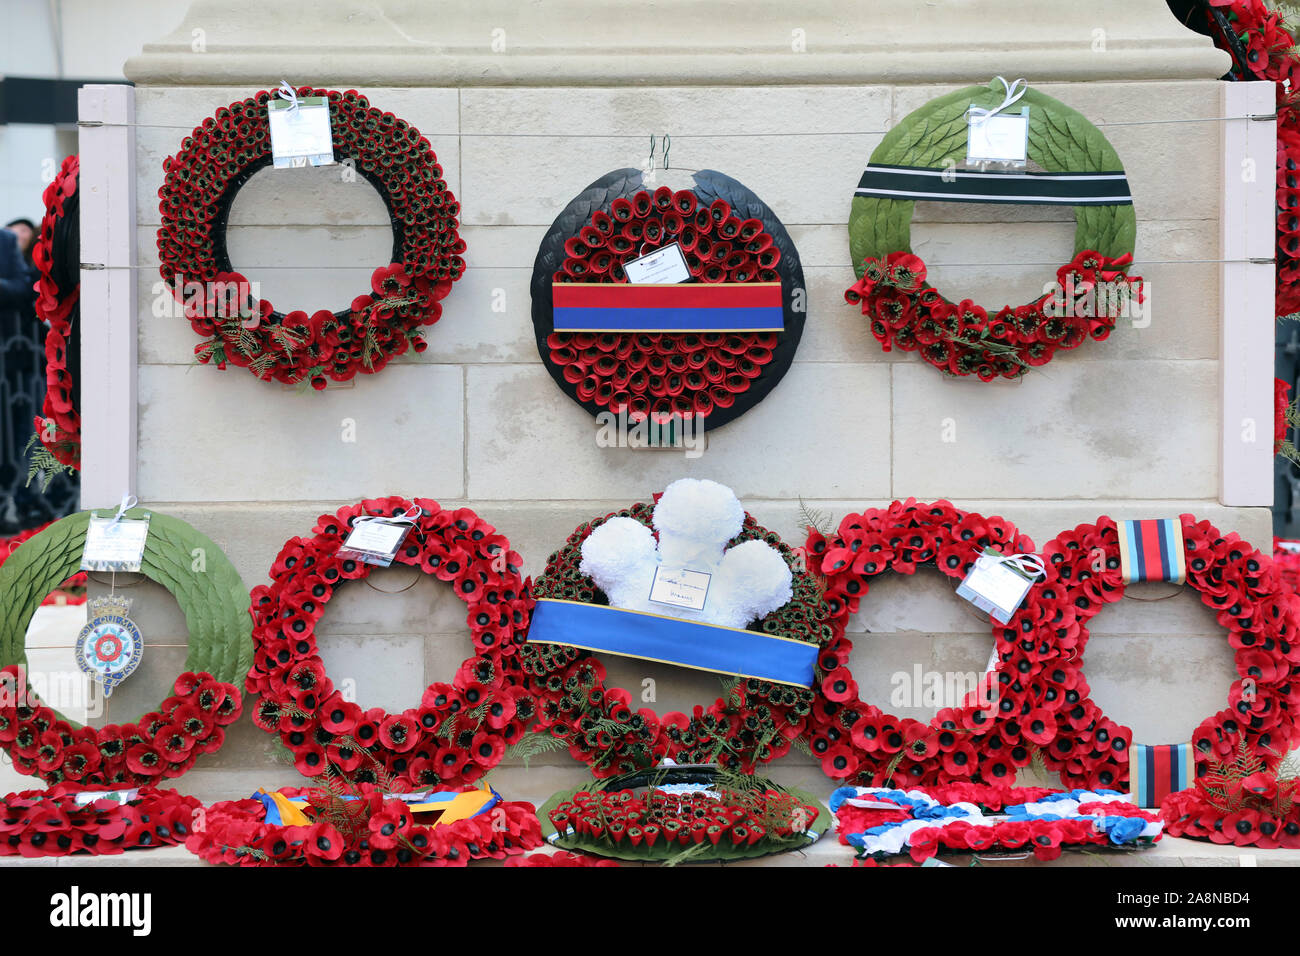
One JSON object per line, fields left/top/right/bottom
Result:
{"left": 845, "top": 798, "right": 907, "bottom": 810}
{"left": 73, "top": 789, "right": 139, "bottom": 807}
{"left": 967, "top": 107, "right": 1029, "bottom": 164}
{"left": 81, "top": 515, "right": 150, "bottom": 572}
{"left": 340, "top": 519, "right": 410, "bottom": 568}
{"left": 624, "top": 242, "right": 691, "bottom": 284}
{"left": 268, "top": 97, "right": 335, "bottom": 168}
{"left": 955, "top": 548, "right": 1036, "bottom": 624}
{"left": 648, "top": 566, "right": 712, "bottom": 611}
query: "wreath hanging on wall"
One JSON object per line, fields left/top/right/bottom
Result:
{"left": 846, "top": 81, "right": 1140, "bottom": 380}
{"left": 244, "top": 498, "right": 535, "bottom": 788}
{"left": 0, "top": 510, "right": 252, "bottom": 786}
{"left": 801, "top": 500, "right": 1051, "bottom": 788}
{"left": 518, "top": 494, "right": 828, "bottom": 778}
{"left": 156, "top": 88, "right": 464, "bottom": 388}
{"left": 31, "top": 154, "right": 81, "bottom": 470}
{"left": 532, "top": 169, "right": 805, "bottom": 430}
{"left": 1028, "top": 515, "right": 1300, "bottom": 792}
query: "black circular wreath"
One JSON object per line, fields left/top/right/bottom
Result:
{"left": 156, "top": 87, "right": 465, "bottom": 388}
{"left": 531, "top": 168, "right": 806, "bottom": 431}
{"left": 518, "top": 500, "right": 830, "bottom": 778}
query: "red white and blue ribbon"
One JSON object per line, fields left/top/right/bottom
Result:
{"left": 830, "top": 786, "right": 1162, "bottom": 857}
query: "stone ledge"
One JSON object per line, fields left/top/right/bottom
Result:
{"left": 0, "top": 833, "right": 1288, "bottom": 868}
{"left": 124, "top": 0, "right": 1229, "bottom": 87}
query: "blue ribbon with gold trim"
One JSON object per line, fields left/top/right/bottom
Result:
{"left": 525, "top": 598, "right": 818, "bottom": 688}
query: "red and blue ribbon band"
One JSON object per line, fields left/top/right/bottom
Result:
{"left": 552, "top": 282, "right": 784, "bottom": 332}
{"left": 1129, "top": 743, "right": 1193, "bottom": 808}
{"left": 525, "top": 598, "right": 817, "bottom": 688}
{"left": 1117, "top": 518, "right": 1187, "bottom": 585}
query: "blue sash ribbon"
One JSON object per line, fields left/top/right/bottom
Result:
{"left": 526, "top": 598, "right": 818, "bottom": 688}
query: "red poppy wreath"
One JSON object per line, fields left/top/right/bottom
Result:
{"left": 1, "top": 783, "right": 199, "bottom": 859}
{"left": 32, "top": 154, "right": 81, "bottom": 469}
{"left": 1189, "top": 0, "right": 1300, "bottom": 319}
{"left": 802, "top": 500, "right": 1049, "bottom": 788}
{"left": 156, "top": 88, "right": 464, "bottom": 388}
{"left": 532, "top": 169, "right": 805, "bottom": 431}
{"left": 1028, "top": 516, "right": 1300, "bottom": 792}
{"left": 245, "top": 498, "right": 535, "bottom": 787}
{"left": 517, "top": 487, "right": 828, "bottom": 778}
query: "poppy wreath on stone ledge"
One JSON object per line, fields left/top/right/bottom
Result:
{"left": 156, "top": 88, "right": 464, "bottom": 388}
{"left": 0, "top": 783, "right": 200, "bottom": 858}
{"left": 801, "top": 500, "right": 1048, "bottom": 788}
{"left": 539, "top": 765, "right": 827, "bottom": 863}
{"left": 245, "top": 498, "right": 535, "bottom": 787}
{"left": 531, "top": 168, "right": 805, "bottom": 431}
{"left": 831, "top": 782, "right": 1162, "bottom": 863}
{"left": 1029, "top": 515, "right": 1300, "bottom": 792}
{"left": 186, "top": 783, "right": 543, "bottom": 867}
{"left": 32, "top": 154, "right": 81, "bottom": 468}
{"left": 846, "top": 81, "right": 1139, "bottom": 380}
{"left": 0, "top": 511, "right": 251, "bottom": 786}
{"left": 518, "top": 500, "right": 828, "bottom": 778}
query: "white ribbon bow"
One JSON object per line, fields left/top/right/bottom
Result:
{"left": 968, "top": 76, "right": 1028, "bottom": 126}
{"left": 354, "top": 505, "right": 422, "bottom": 529}
{"left": 276, "top": 80, "right": 300, "bottom": 113}
{"left": 110, "top": 494, "right": 139, "bottom": 525}
{"left": 977, "top": 549, "right": 1046, "bottom": 580}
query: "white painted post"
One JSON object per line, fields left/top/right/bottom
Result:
{"left": 1220, "top": 80, "right": 1277, "bottom": 506}
{"left": 77, "top": 84, "right": 138, "bottom": 510}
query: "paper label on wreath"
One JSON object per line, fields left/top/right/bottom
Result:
{"left": 647, "top": 566, "right": 712, "bottom": 611}
{"left": 624, "top": 242, "right": 691, "bottom": 284}
{"left": 80, "top": 515, "right": 150, "bottom": 572}
{"left": 72, "top": 789, "right": 140, "bottom": 807}
{"left": 339, "top": 519, "right": 411, "bottom": 568}
{"left": 967, "top": 107, "right": 1029, "bottom": 165}
{"left": 955, "top": 548, "right": 1036, "bottom": 624}
{"left": 268, "top": 96, "right": 335, "bottom": 168}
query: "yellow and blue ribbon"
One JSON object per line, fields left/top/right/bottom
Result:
{"left": 253, "top": 786, "right": 501, "bottom": 827}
